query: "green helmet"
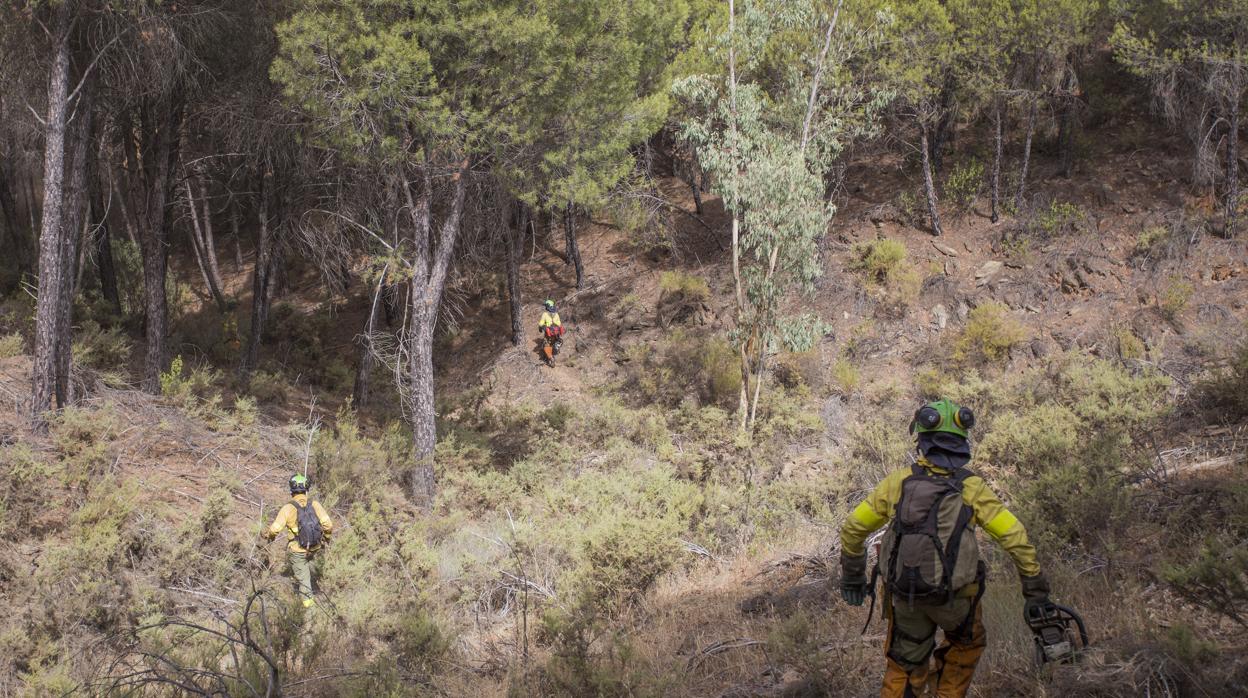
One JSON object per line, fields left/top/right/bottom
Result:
{"left": 289, "top": 473, "right": 310, "bottom": 494}
{"left": 909, "top": 399, "right": 975, "bottom": 439}
{"left": 543, "top": 299, "right": 556, "bottom": 312}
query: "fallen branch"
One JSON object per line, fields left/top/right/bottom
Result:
{"left": 686, "top": 638, "right": 765, "bottom": 670}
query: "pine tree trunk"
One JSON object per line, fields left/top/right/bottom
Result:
{"left": 920, "top": 123, "right": 944, "bottom": 236}
{"left": 1015, "top": 95, "right": 1038, "bottom": 211}
{"left": 110, "top": 164, "right": 139, "bottom": 245}
{"left": 406, "top": 161, "right": 470, "bottom": 508}
{"left": 184, "top": 175, "right": 227, "bottom": 310}
{"left": 1227, "top": 87, "right": 1240, "bottom": 238}
{"left": 505, "top": 201, "right": 526, "bottom": 346}
{"left": 31, "top": 2, "right": 73, "bottom": 427}
{"left": 242, "top": 169, "right": 275, "bottom": 375}
{"left": 0, "top": 162, "right": 32, "bottom": 280}
{"left": 930, "top": 74, "right": 957, "bottom": 174}
{"left": 991, "top": 97, "right": 1003, "bottom": 224}
{"left": 197, "top": 175, "right": 225, "bottom": 297}
{"left": 92, "top": 189, "right": 121, "bottom": 314}
{"left": 563, "top": 201, "right": 584, "bottom": 290}
{"left": 229, "top": 194, "right": 244, "bottom": 270}
{"left": 137, "top": 100, "right": 183, "bottom": 394}
{"left": 55, "top": 99, "right": 92, "bottom": 408}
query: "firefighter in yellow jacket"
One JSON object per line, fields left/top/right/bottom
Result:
{"left": 265, "top": 473, "right": 333, "bottom": 607}
{"left": 839, "top": 400, "right": 1053, "bottom": 698}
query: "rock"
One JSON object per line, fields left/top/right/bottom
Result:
{"left": 932, "top": 304, "right": 949, "bottom": 329}
{"left": 944, "top": 259, "right": 958, "bottom": 275}
{"left": 975, "top": 261, "right": 1003, "bottom": 286}
{"left": 956, "top": 300, "right": 971, "bottom": 321}
{"left": 932, "top": 241, "right": 959, "bottom": 257}
{"left": 1030, "top": 338, "right": 1052, "bottom": 359}
{"left": 1052, "top": 332, "right": 1074, "bottom": 350}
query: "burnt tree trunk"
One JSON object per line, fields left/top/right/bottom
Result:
{"left": 991, "top": 96, "right": 1003, "bottom": 224}
{"left": 505, "top": 200, "right": 527, "bottom": 346}
{"left": 1015, "top": 94, "right": 1038, "bottom": 211}
{"left": 242, "top": 169, "right": 276, "bottom": 375}
{"left": 31, "top": 2, "right": 73, "bottom": 427}
{"left": 919, "top": 122, "right": 944, "bottom": 237}
{"left": 563, "top": 201, "right": 584, "bottom": 290}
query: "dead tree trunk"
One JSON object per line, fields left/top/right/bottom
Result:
{"left": 563, "top": 201, "right": 584, "bottom": 290}
{"left": 1056, "top": 64, "right": 1078, "bottom": 179}
{"left": 505, "top": 200, "right": 527, "bottom": 346}
{"left": 1014, "top": 94, "right": 1038, "bottom": 211}
{"left": 919, "top": 122, "right": 944, "bottom": 236}
{"left": 241, "top": 169, "right": 276, "bottom": 375}
{"left": 31, "top": 1, "right": 73, "bottom": 427}
{"left": 991, "top": 96, "right": 1003, "bottom": 224}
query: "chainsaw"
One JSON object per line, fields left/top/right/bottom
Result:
{"left": 1026, "top": 602, "right": 1089, "bottom": 664}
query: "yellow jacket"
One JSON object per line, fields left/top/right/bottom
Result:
{"left": 266, "top": 493, "right": 333, "bottom": 553}
{"left": 539, "top": 311, "right": 562, "bottom": 328}
{"left": 840, "top": 460, "right": 1041, "bottom": 577}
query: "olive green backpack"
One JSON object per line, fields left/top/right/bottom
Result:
{"left": 877, "top": 464, "right": 981, "bottom": 605}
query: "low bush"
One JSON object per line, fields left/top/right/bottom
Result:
{"left": 945, "top": 159, "right": 984, "bottom": 213}
{"left": 953, "top": 302, "right": 1027, "bottom": 365}
{"left": 849, "top": 238, "right": 907, "bottom": 283}
{"left": 1159, "top": 275, "right": 1193, "bottom": 320}
{"left": 1198, "top": 340, "right": 1248, "bottom": 420}
{"left": 0, "top": 332, "right": 22, "bottom": 358}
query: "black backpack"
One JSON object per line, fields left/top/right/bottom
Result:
{"left": 293, "top": 500, "right": 324, "bottom": 550}
{"left": 877, "top": 464, "right": 980, "bottom": 606}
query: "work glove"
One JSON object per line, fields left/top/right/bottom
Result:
{"left": 1021, "top": 573, "right": 1055, "bottom": 622}
{"left": 840, "top": 551, "right": 868, "bottom": 607}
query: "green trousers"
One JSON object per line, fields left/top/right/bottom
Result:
{"left": 288, "top": 550, "right": 315, "bottom": 601}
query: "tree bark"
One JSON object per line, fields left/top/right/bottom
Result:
{"left": 0, "top": 155, "right": 32, "bottom": 281}
{"left": 406, "top": 160, "right": 470, "bottom": 508}
{"left": 919, "top": 122, "right": 943, "bottom": 236}
{"left": 1015, "top": 94, "right": 1038, "bottom": 211}
{"left": 241, "top": 169, "right": 276, "bottom": 375}
{"left": 505, "top": 200, "right": 527, "bottom": 346}
{"left": 1227, "top": 81, "right": 1240, "bottom": 238}
{"left": 92, "top": 188, "right": 121, "bottom": 314}
{"left": 184, "top": 173, "right": 227, "bottom": 310}
{"left": 55, "top": 95, "right": 93, "bottom": 408}
{"left": 991, "top": 96, "right": 1003, "bottom": 224}
{"left": 563, "top": 201, "right": 584, "bottom": 290}
{"left": 930, "top": 74, "right": 957, "bottom": 174}
{"left": 31, "top": 1, "right": 74, "bottom": 428}
{"left": 136, "top": 99, "right": 183, "bottom": 393}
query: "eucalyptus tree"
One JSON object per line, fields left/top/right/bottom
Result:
{"left": 676, "top": 0, "right": 889, "bottom": 431}
{"left": 1114, "top": 0, "right": 1248, "bottom": 236}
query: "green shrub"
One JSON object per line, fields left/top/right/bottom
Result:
{"left": 945, "top": 159, "right": 984, "bottom": 213}
{"left": 1113, "top": 326, "right": 1147, "bottom": 359}
{"left": 831, "top": 357, "right": 859, "bottom": 394}
{"left": 1159, "top": 275, "right": 1193, "bottom": 320}
{"left": 954, "top": 302, "right": 1027, "bottom": 365}
{"left": 578, "top": 516, "right": 680, "bottom": 613}
{"left": 72, "top": 320, "right": 131, "bottom": 373}
{"left": 658, "top": 270, "right": 709, "bottom": 302}
{"left": 542, "top": 401, "right": 577, "bottom": 431}
{"left": 247, "top": 370, "right": 288, "bottom": 405}
{"left": 1199, "top": 341, "right": 1248, "bottom": 420}
{"left": 849, "top": 238, "right": 908, "bottom": 283}
{"left": 1030, "top": 200, "right": 1087, "bottom": 238}
{"left": 1162, "top": 536, "right": 1248, "bottom": 628}
{"left": 0, "top": 332, "right": 22, "bottom": 358}
{"left": 896, "top": 190, "right": 922, "bottom": 228}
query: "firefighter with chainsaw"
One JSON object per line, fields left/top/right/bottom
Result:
{"left": 538, "top": 299, "right": 564, "bottom": 365}
{"left": 839, "top": 399, "right": 1055, "bottom": 697}
{"left": 265, "top": 473, "right": 333, "bottom": 608}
